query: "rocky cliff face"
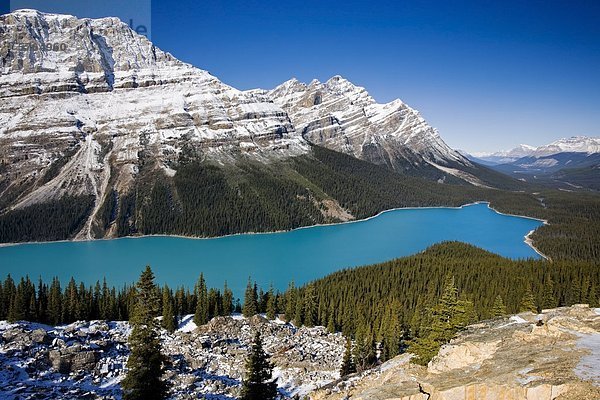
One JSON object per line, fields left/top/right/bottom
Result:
{"left": 265, "top": 76, "right": 474, "bottom": 176}
{"left": 0, "top": 10, "right": 306, "bottom": 239}
{"left": 312, "top": 305, "right": 600, "bottom": 400}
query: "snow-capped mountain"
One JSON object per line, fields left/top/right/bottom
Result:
{"left": 264, "top": 76, "right": 473, "bottom": 174}
{"left": 470, "top": 144, "right": 536, "bottom": 164}
{"left": 0, "top": 9, "right": 305, "bottom": 231}
{"left": 471, "top": 136, "right": 600, "bottom": 190}
{"left": 471, "top": 136, "right": 599, "bottom": 165}
{"left": 0, "top": 9, "right": 517, "bottom": 242}
{"left": 532, "top": 136, "right": 600, "bottom": 157}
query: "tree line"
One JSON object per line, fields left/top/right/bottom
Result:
{"left": 277, "top": 241, "right": 599, "bottom": 366}
{"left": 0, "top": 274, "right": 241, "bottom": 332}
{"left": 3, "top": 242, "right": 597, "bottom": 368}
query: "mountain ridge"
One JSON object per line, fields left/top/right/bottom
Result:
{"left": 471, "top": 136, "right": 600, "bottom": 165}
{"left": 0, "top": 9, "right": 522, "bottom": 243}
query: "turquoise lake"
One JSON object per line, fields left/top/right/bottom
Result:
{"left": 0, "top": 203, "right": 543, "bottom": 297}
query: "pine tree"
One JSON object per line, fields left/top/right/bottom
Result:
{"left": 223, "top": 281, "right": 234, "bottom": 316}
{"left": 241, "top": 332, "right": 278, "bottom": 400}
{"left": 353, "top": 318, "right": 376, "bottom": 372}
{"left": 47, "top": 277, "right": 62, "bottom": 325}
{"left": 339, "top": 336, "right": 356, "bottom": 376}
{"left": 243, "top": 278, "right": 258, "bottom": 317}
{"left": 194, "top": 273, "right": 209, "bottom": 326}
{"left": 327, "top": 312, "right": 336, "bottom": 333}
{"left": 303, "top": 285, "right": 317, "bottom": 327}
{"left": 491, "top": 295, "right": 507, "bottom": 317}
{"left": 266, "top": 285, "right": 277, "bottom": 320}
{"left": 284, "top": 281, "right": 296, "bottom": 323}
{"left": 409, "top": 276, "right": 469, "bottom": 365}
{"left": 382, "top": 300, "right": 403, "bottom": 360}
{"left": 121, "top": 266, "right": 168, "bottom": 400}
{"left": 519, "top": 285, "right": 537, "bottom": 313}
{"left": 293, "top": 292, "right": 304, "bottom": 326}
{"left": 1, "top": 275, "right": 16, "bottom": 320}
{"left": 161, "top": 286, "right": 176, "bottom": 333}
{"left": 541, "top": 276, "right": 557, "bottom": 310}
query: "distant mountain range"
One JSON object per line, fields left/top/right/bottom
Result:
{"left": 463, "top": 136, "right": 600, "bottom": 190}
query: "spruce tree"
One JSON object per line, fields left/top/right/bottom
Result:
{"left": 8, "top": 277, "right": 26, "bottom": 322}
{"left": 541, "top": 276, "right": 557, "bottom": 310}
{"left": 293, "top": 292, "right": 304, "bottom": 326}
{"left": 303, "top": 285, "right": 317, "bottom": 327}
{"left": 243, "top": 278, "right": 258, "bottom": 317}
{"left": 223, "top": 281, "right": 234, "bottom": 316}
{"left": 194, "top": 273, "right": 208, "bottom": 326}
{"left": 327, "top": 312, "right": 336, "bottom": 333}
{"left": 353, "top": 319, "right": 376, "bottom": 372}
{"left": 161, "top": 286, "right": 176, "bottom": 333}
{"left": 569, "top": 279, "right": 582, "bottom": 305}
{"left": 207, "top": 288, "right": 221, "bottom": 319}
{"left": 409, "top": 276, "right": 469, "bottom": 365}
{"left": 0, "top": 275, "right": 14, "bottom": 320}
{"left": 241, "top": 332, "right": 278, "bottom": 400}
{"left": 519, "top": 285, "right": 537, "bottom": 313}
{"left": 491, "top": 295, "right": 507, "bottom": 317}
{"left": 339, "top": 336, "right": 356, "bottom": 376}
{"left": 0, "top": 282, "right": 4, "bottom": 320}
{"left": 284, "top": 281, "right": 296, "bottom": 323}
{"left": 580, "top": 276, "right": 591, "bottom": 304}
{"left": 266, "top": 285, "right": 277, "bottom": 320}
{"left": 36, "top": 278, "right": 48, "bottom": 323}
{"left": 382, "top": 300, "right": 403, "bottom": 360}
{"left": 121, "top": 266, "right": 168, "bottom": 400}
{"left": 409, "top": 298, "right": 424, "bottom": 338}
{"left": 47, "top": 277, "right": 62, "bottom": 325}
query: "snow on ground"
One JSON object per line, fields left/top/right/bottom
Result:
{"left": 509, "top": 315, "right": 528, "bottom": 324}
{"left": 575, "top": 333, "right": 600, "bottom": 386}
{"left": 0, "top": 315, "right": 344, "bottom": 399}
{"left": 177, "top": 314, "right": 197, "bottom": 333}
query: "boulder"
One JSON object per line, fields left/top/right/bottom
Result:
{"left": 31, "top": 328, "right": 51, "bottom": 344}
{"left": 49, "top": 345, "right": 99, "bottom": 374}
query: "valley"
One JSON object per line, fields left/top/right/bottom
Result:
{"left": 0, "top": 202, "right": 543, "bottom": 296}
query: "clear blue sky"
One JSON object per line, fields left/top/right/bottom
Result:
{"left": 3, "top": 0, "right": 600, "bottom": 153}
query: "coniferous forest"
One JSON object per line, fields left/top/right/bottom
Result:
{"left": 1, "top": 242, "right": 598, "bottom": 365}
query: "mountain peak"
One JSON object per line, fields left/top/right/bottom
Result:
{"left": 535, "top": 135, "right": 600, "bottom": 156}
{"left": 267, "top": 74, "right": 470, "bottom": 174}
{"left": 325, "top": 74, "right": 349, "bottom": 84}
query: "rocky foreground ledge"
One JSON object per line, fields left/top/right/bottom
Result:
{"left": 0, "top": 314, "right": 344, "bottom": 399}
{"left": 1, "top": 306, "right": 598, "bottom": 399}
{"left": 314, "top": 305, "right": 600, "bottom": 400}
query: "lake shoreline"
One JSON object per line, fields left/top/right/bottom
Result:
{"left": 0, "top": 201, "right": 549, "bottom": 260}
